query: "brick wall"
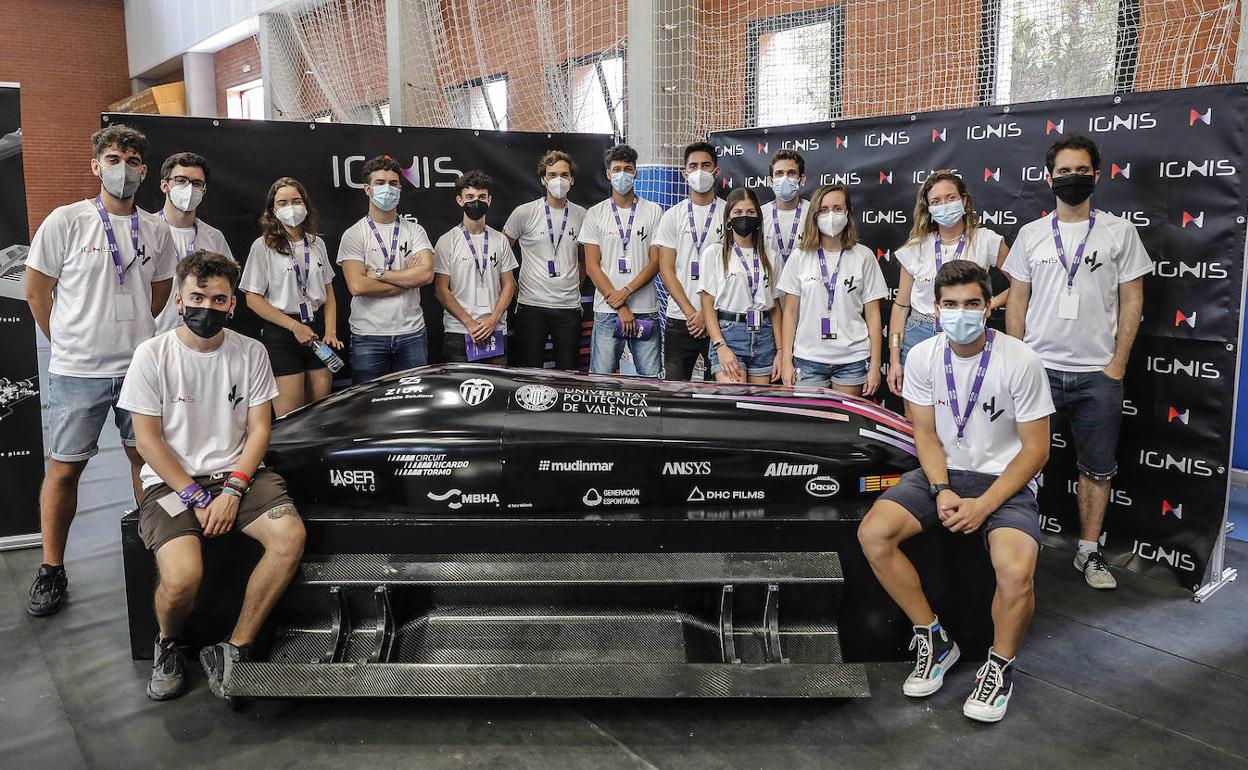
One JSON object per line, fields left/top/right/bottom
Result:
{"left": 0, "top": 0, "right": 133, "bottom": 237}
{"left": 215, "top": 36, "right": 262, "bottom": 118}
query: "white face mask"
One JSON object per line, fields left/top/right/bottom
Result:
{"left": 686, "top": 169, "right": 714, "bottom": 194}
{"left": 100, "top": 162, "right": 142, "bottom": 199}
{"left": 771, "top": 176, "right": 800, "bottom": 202}
{"left": 275, "top": 204, "right": 307, "bottom": 227}
{"left": 370, "top": 184, "right": 401, "bottom": 211}
{"left": 546, "top": 176, "right": 570, "bottom": 200}
{"left": 817, "top": 211, "right": 848, "bottom": 236}
{"left": 168, "top": 183, "right": 204, "bottom": 213}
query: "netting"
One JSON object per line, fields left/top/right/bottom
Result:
{"left": 262, "top": 0, "right": 1243, "bottom": 171}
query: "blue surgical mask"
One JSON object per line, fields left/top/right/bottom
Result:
{"left": 939, "top": 307, "right": 987, "bottom": 345}
{"left": 371, "top": 184, "right": 400, "bottom": 211}
{"left": 930, "top": 200, "right": 965, "bottom": 228}
{"left": 611, "top": 171, "right": 635, "bottom": 195}
{"left": 772, "top": 176, "right": 799, "bottom": 202}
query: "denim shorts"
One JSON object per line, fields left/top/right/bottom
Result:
{"left": 709, "top": 317, "right": 777, "bottom": 377}
{"left": 899, "top": 316, "right": 937, "bottom": 365}
{"left": 879, "top": 468, "right": 1043, "bottom": 547}
{"left": 1046, "top": 368, "right": 1123, "bottom": 479}
{"left": 46, "top": 373, "right": 135, "bottom": 462}
{"left": 794, "top": 356, "right": 869, "bottom": 387}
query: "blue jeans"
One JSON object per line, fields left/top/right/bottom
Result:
{"left": 46, "top": 373, "right": 134, "bottom": 462}
{"left": 708, "top": 318, "right": 777, "bottom": 377}
{"left": 794, "top": 356, "right": 869, "bottom": 387}
{"left": 1046, "top": 368, "right": 1123, "bottom": 479}
{"left": 591, "top": 312, "right": 661, "bottom": 377}
{"left": 900, "top": 316, "right": 936, "bottom": 364}
{"left": 350, "top": 330, "right": 428, "bottom": 384}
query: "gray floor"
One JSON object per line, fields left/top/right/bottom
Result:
{"left": 1, "top": 447, "right": 1246, "bottom": 769}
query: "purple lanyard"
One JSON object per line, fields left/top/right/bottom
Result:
{"left": 1051, "top": 210, "right": 1097, "bottom": 291}
{"left": 367, "top": 217, "right": 401, "bottom": 270}
{"left": 943, "top": 329, "right": 995, "bottom": 443}
{"left": 933, "top": 232, "right": 966, "bottom": 272}
{"left": 732, "top": 243, "right": 761, "bottom": 306}
{"left": 817, "top": 247, "right": 845, "bottom": 313}
{"left": 460, "top": 225, "right": 490, "bottom": 281}
{"left": 610, "top": 200, "right": 638, "bottom": 274}
{"left": 157, "top": 210, "right": 197, "bottom": 259}
{"left": 771, "top": 201, "right": 803, "bottom": 260}
{"left": 688, "top": 199, "right": 718, "bottom": 256}
{"left": 544, "top": 202, "right": 568, "bottom": 277}
{"left": 94, "top": 196, "right": 139, "bottom": 287}
{"left": 289, "top": 239, "right": 312, "bottom": 297}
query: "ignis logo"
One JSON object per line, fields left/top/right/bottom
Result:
{"left": 1167, "top": 406, "right": 1190, "bottom": 425}
{"left": 515, "top": 383, "right": 559, "bottom": 411}
{"left": 984, "top": 167, "right": 1000, "bottom": 182}
{"left": 1110, "top": 162, "right": 1131, "bottom": 180}
{"left": 879, "top": 171, "right": 893, "bottom": 184}
{"left": 979, "top": 210, "right": 1017, "bottom": 226}
{"left": 1109, "top": 210, "right": 1151, "bottom": 227}
{"left": 1138, "top": 450, "right": 1216, "bottom": 477}
{"left": 756, "top": 142, "right": 769, "bottom": 154}
{"left": 865, "top": 131, "right": 910, "bottom": 147}
{"left": 1088, "top": 112, "right": 1157, "bottom": 132}
{"left": 663, "top": 461, "right": 712, "bottom": 476}
{"left": 1189, "top": 108, "right": 1212, "bottom": 126}
{"left": 1152, "top": 261, "right": 1228, "bottom": 279}
{"left": 329, "top": 469, "right": 375, "bottom": 489}
{"left": 805, "top": 476, "right": 840, "bottom": 497}
{"left": 931, "top": 128, "right": 947, "bottom": 143}
{"left": 1050, "top": 432, "right": 1067, "bottom": 449}
{"left": 834, "top": 136, "right": 849, "bottom": 149}
{"left": 911, "top": 169, "right": 961, "bottom": 184}
{"left": 862, "top": 210, "right": 908, "bottom": 224}
{"left": 765, "top": 462, "right": 818, "bottom": 477}
{"left": 1132, "top": 540, "right": 1197, "bottom": 572}
{"left": 1067, "top": 479, "right": 1132, "bottom": 507}
{"left": 782, "top": 138, "right": 820, "bottom": 151}
{"left": 1161, "top": 500, "right": 1183, "bottom": 519}
{"left": 716, "top": 144, "right": 744, "bottom": 156}
{"left": 819, "top": 171, "right": 861, "bottom": 186}
{"left": 1146, "top": 356, "right": 1220, "bottom": 379}
{"left": 965, "top": 122, "right": 1021, "bottom": 140}
{"left": 1174, "top": 310, "right": 1197, "bottom": 328}
{"left": 1045, "top": 119, "right": 1065, "bottom": 135}
{"left": 458, "top": 378, "right": 494, "bottom": 406}
{"left": 1181, "top": 211, "right": 1205, "bottom": 228}
{"left": 1021, "top": 166, "right": 1046, "bottom": 181}
{"left": 1039, "top": 514, "right": 1062, "bottom": 534}
{"left": 1122, "top": 399, "right": 1138, "bottom": 417}
{"left": 331, "top": 155, "right": 461, "bottom": 189}
{"left": 1158, "top": 159, "right": 1236, "bottom": 178}
{"left": 875, "top": 248, "right": 893, "bottom": 261}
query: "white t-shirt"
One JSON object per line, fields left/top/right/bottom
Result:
{"left": 760, "top": 199, "right": 811, "bottom": 269}
{"left": 117, "top": 329, "right": 279, "bottom": 489}
{"left": 336, "top": 215, "right": 434, "bottom": 335}
{"left": 1003, "top": 211, "right": 1153, "bottom": 372}
{"left": 777, "top": 244, "right": 889, "bottom": 365}
{"left": 26, "top": 200, "right": 177, "bottom": 378}
{"left": 503, "top": 198, "right": 587, "bottom": 310}
{"left": 903, "top": 331, "right": 1055, "bottom": 485}
{"left": 697, "top": 244, "right": 782, "bottom": 314}
{"left": 895, "top": 228, "right": 1005, "bottom": 316}
{"left": 239, "top": 236, "right": 333, "bottom": 316}
{"left": 433, "top": 225, "right": 519, "bottom": 334}
{"left": 155, "top": 218, "right": 234, "bottom": 334}
{"left": 653, "top": 198, "right": 725, "bottom": 320}
{"left": 578, "top": 197, "right": 664, "bottom": 315}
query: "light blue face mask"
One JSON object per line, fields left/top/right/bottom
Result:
{"left": 611, "top": 171, "right": 635, "bottom": 195}
{"left": 939, "top": 307, "right": 987, "bottom": 344}
{"left": 772, "top": 176, "right": 799, "bottom": 202}
{"left": 371, "top": 183, "right": 400, "bottom": 211}
{"left": 930, "top": 200, "right": 965, "bottom": 228}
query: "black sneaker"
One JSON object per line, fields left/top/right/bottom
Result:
{"left": 902, "top": 617, "right": 960, "bottom": 697}
{"left": 27, "top": 564, "right": 68, "bottom": 616}
{"left": 963, "top": 650, "right": 1014, "bottom": 722}
{"left": 148, "top": 638, "right": 189, "bottom": 701}
{"left": 200, "top": 641, "right": 252, "bottom": 700}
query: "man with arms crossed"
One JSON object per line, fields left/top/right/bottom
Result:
{"left": 858, "top": 262, "right": 1054, "bottom": 723}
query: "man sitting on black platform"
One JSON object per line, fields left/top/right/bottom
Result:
{"left": 117, "top": 250, "right": 306, "bottom": 702}
{"left": 857, "top": 261, "right": 1053, "bottom": 723}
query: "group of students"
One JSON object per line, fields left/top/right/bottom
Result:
{"left": 21, "top": 124, "right": 1149, "bottom": 723}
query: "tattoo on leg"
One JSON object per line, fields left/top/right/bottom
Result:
{"left": 265, "top": 503, "right": 299, "bottom": 520}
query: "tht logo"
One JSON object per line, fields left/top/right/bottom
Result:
{"left": 1189, "top": 108, "right": 1211, "bottom": 126}
{"left": 1046, "top": 119, "right": 1065, "bottom": 135}
{"left": 1174, "top": 310, "right": 1197, "bottom": 328}
{"left": 1110, "top": 162, "right": 1131, "bottom": 180}
{"left": 1181, "top": 211, "right": 1204, "bottom": 228}
{"left": 1167, "top": 406, "right": 1190, "bottom": 424}
{"left": 1161, "top": 500, "right": 1183, "bottom": 519}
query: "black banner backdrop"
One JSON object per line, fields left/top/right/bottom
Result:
{"left": 712, "top": 84, "right": 1248, "bottom": 589}
{"left": 0, "top": 83, "right": 44, "bottom": 545}
{"left": 104, "top": 113, "right": 612, "bottom": 361}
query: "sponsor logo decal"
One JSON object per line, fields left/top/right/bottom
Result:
{"left": 687, "top": 486, "right": 764, "bottom": 502}
{"left": 372, "top": 376, "right": 432, "bottom": 403}
{"left": 582, "top": 487, "right": 640, "bottom": 507}
{"left": 427, "top": 488, "right": 499, "bottom": 509}
{"left": 859, "top": 474, "right": 901, "bottom": 492}
{"left": 515, "top": 383, "right": 559, "bottom": 411}
{"left": 330, "top": 469, "right": 376, "bottom": 491}
{"left": 389, "top": 453, "right": 469, "bottom": 477}
{"left": 663, "top": 461, "right": 712, "bottom": 476}
{"left": 538, "top": 459, "right": 614, "bottom": 472}
{"left": 764, "top": 462, "right": 818, "bottom": 477}
{"left": 560, "top": 388, "right": 649, "bottom": 418}
{"left": 458, "top": 378, "right": 495, "bottom": 406}
{"left": 806, "top": 476, "right": 840, "bottom": 497}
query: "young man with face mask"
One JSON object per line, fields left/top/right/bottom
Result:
{"left": 23, "top": 124, "right": 177, "bottom": 617}
{"left": 760, "top": 149, "right": 810, "bottom": 271}
{"left": 155, "top": 152, "right": 234, "bottom": 334}
{"left": 117, "top": 250, "right": 304, "bottom": 703}
{"left": 1003, "top": 134, "right": 1150, "bottom": 591}
{"left": 337, "top": 155, "right": 435, "bottom": 383}
{"left": 654, "top": 141, "right": 723, "bottom": 380}
{"left": 434, "top": 170, "right": 517, "bottom": 364}
{"left": 859, "top": 261, "right": 1054, "bottom": 724}
{"left": 503, "top": 150, "right": 587, "bottom": 370}
{"left": 580, "top": 144, "right": 664, "bottom": 377}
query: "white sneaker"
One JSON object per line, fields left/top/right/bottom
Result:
{"left": 1074, "top": 550, "right": 1118, "bottom": 590}
{"left": 963, "top": 652, "right": 1014, "bottom": 722}
{"left": 902, "top": 621, "right": 961, "bottom": 697}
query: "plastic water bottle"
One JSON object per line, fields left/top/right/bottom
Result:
{"left": 310, "top": 340, "right": 345, "bottom": 373}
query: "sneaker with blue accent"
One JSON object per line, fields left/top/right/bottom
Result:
{"left": 963, "top": 650, "right": 1014, "bottom": 722}
{"left": 902, "top": 618, "right": 961, "bottom": 697}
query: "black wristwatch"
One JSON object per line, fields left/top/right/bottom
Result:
{"left": 929, "top": 482, "right": 952, "bottom": 498}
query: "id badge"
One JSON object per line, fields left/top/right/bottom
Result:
{"left": 618, "top": 256, "right": 631, "bottom": 275}
{"left": 747, "top": 309, "right": 760, "bottom": 331}
{"left": 1058, "top": 290, "right": 1080, "bottom": 320}
{"left": 299, "top": 302, "right": 312, "bottom": 323}
{"left": 690, "top": 261, "right": 700, "bottom": 281}
{"left": 821, "top": 316, "right": 838, "bottom": 340}
{"left": 114, "top": 292, "right": 135, "bottom": 322}
{"left": 547, "top": 259, "right": 558, "bottom": 278}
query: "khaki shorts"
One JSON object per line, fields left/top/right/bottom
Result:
{"left": 137, "top": 468, "right": 296, "bottom": 553}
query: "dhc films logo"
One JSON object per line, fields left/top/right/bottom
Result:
{"left": 332, "top": 154, "right": 463, "bottom": 189}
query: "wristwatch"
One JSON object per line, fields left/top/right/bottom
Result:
{"left": 374, "top": 267, "right": 386, "bottom": 280}
{"left": 929, "top": 482, "right": 952, "bottom": 498}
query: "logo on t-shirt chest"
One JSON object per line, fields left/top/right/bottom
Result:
{"left": 227, "top": 384, "right": 244, "bottom": 410}
{"left": 981, "top": 395, "right": 1005, "bottom": 422}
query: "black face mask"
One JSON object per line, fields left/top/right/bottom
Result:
{"left": 462, "top": 200, "right": 489, "bottom": 221}
{"left": 1052, "top": 173, "right": 1097, "bottom": 206}
{"left": 182, "top": 306, "right": 229, "bottom": 339}
{"left": 729, "top": 215, "right": 761, "bottom": 237}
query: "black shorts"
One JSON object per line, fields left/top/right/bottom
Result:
{"left": 260, "top": 311, "right": 327, "bottom": 377}
{"left": 878, "top": 468, "right": 1043, "bottom": 547}
{"left": 137, "top": 468, "right": 296, "bottom": 552}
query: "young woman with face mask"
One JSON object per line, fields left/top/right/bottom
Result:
{"left": 698, "top": 187, "right": 783, "bottom": 384}
{"left": 240, "top": 176, "right": 342, "bottom": 417}
{"left": 888, "top": 171, "right": 1010, "bottom": 397}
{"left": 777, "top": 184, "right": 888, "bottom": 396}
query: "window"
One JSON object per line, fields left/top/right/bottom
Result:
{"left": 749, "top": 9, "right": 843, "bottom": 128}
{"left": 568, "top": 53, "right": 624, "bottom": 136}
{"left": 994, "top": 0, "right": 1125, "bottom": 104}
{"left": 448, "top": 76, "right": 508, "bottom": 131}
{"left": 378, "top": 102, "right": 391, "bottom": 126}
{"left": 226, "top": 78, "right": 265, "bottom": 120}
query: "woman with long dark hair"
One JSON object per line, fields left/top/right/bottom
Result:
{"left": 239, "top": 176, "right": 342, "bottom": 416}
{"left": 698, "top": 187, "right": 783, "bottom": 384}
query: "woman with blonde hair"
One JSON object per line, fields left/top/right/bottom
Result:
{"left": 887, "top": 171, "right": 1009, "bottom": 395}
